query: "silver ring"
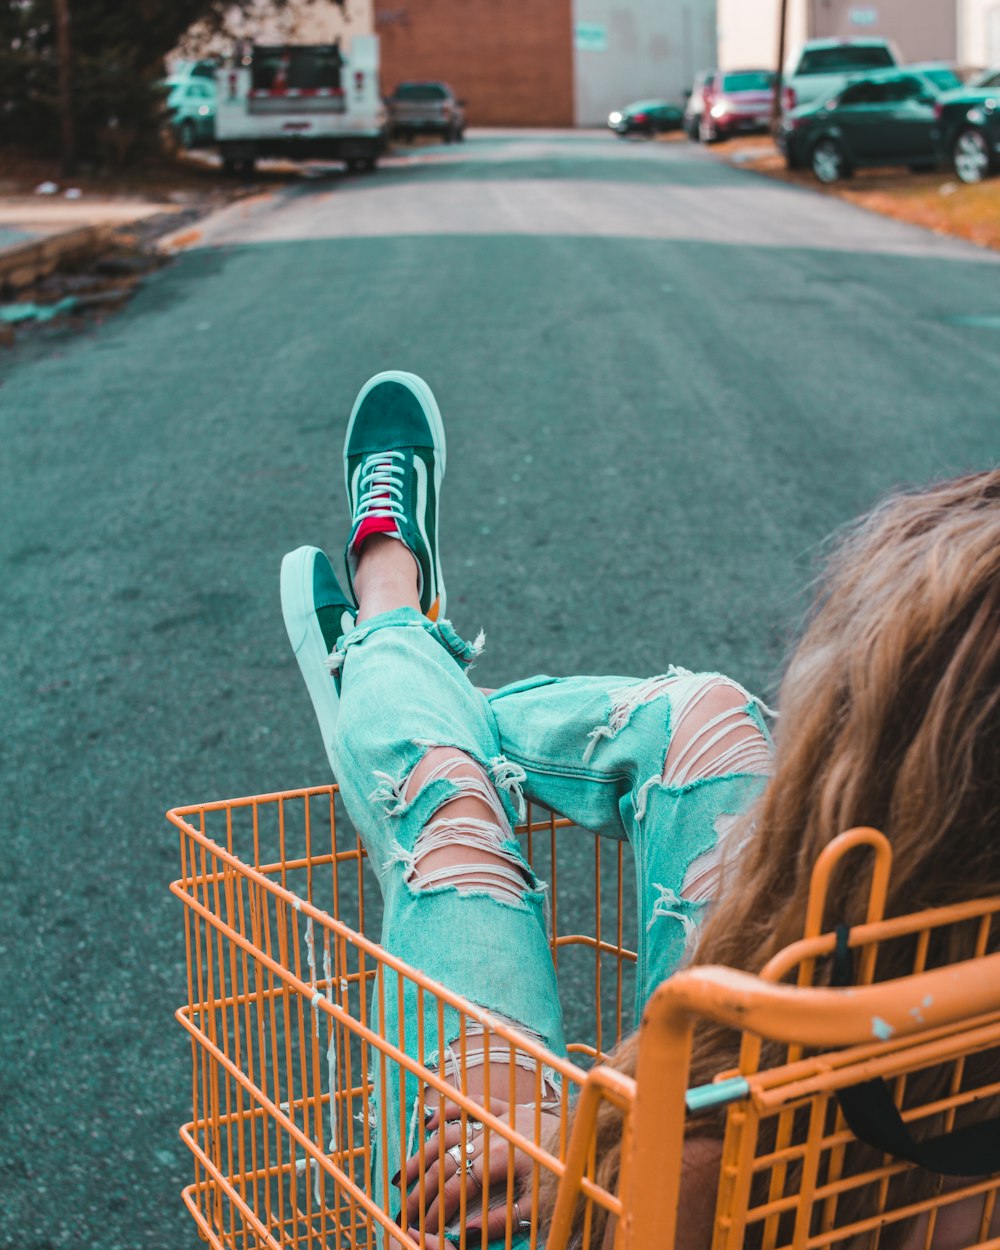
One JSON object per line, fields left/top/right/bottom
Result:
{"left": 447, "top": 1142, "right": 476, "bottom": 1173}
{"left": 446, "top": 1118, "right": 483, "bottom": 1145}
{"left": 513, "top": 1200, "right": 530, "bottom": 1233}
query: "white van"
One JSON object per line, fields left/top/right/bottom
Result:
{"left": 214, "top": 35, "right": 386, "bottom": 174}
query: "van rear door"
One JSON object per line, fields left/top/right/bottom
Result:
{"left": 249, "top": 45, "right": 346, "bottom": 114}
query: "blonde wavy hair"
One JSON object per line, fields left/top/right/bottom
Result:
{"left": 543, "top": 467, "right": 1000, "bottom": 1249}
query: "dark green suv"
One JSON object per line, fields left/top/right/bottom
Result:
{"left": 781, "top": 68, "right": 944, "bottom": 182}
{"left": 934, "top": 68, "right": 1000, "bottom": 183}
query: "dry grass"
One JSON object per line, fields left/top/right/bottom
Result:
{"left": 712, "top": 134, "right": 1000, "bottom": 252}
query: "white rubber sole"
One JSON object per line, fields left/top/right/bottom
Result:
{"left": 343, "top": 370, "right": 447, "bottom": 617}
{"left": 280, "top": 545, "right": 341, "bottom": 770}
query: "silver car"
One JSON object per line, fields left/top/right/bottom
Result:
{"left": 388, "top": 82, "right": 466, "bottom": 144}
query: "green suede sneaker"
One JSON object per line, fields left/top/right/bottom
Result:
{"left": 280, "top": 546, "right": 356, "bottom": 762}
{"left": 343, "top": 370, "right": 447, "bottom": 620}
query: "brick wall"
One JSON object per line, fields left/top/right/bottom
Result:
{"left": 376, "top": 0, "right": 575, "bottom": 126}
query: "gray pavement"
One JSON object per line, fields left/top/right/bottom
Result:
{"left": 2, "top": 131, "right": 999, "bottom": 1250}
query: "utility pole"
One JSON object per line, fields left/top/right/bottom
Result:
{"left": 771, "top": 0, "right": 790, "bottom": 133}
{"left": 54, "top": 0, "right": 76, "bottom": 176}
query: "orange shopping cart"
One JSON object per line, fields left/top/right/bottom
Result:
{"left": 170, "top": 788, "right": 1000, "bottom": 1250}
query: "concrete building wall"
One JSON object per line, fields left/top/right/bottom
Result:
{"left": 375, "top": 0, "right": 575, "bottom": 126}
{"left": 572, "top": 0, "right": 717, "bottom": 125}
{"left": 719, "top": 0, "right": 961, "bottom": 72}
{"left": 808, "top": 0, "right": 957, "bottom": 62}
{"left": 960, "top": 0, "right": 1000, "bottom": 67}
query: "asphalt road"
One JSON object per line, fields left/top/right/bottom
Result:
{"left": 2, "top": 130, "right": 999, "bottom": 1250}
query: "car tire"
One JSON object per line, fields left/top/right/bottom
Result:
{"left": 811, "top": 136, "right": 850, "bottom": 183}
{"left": 685, "top": 118, "right": 699, "bottom": 140}
{"left": 178, "top": 120, "right": 197, "bottom": 150}
{"left": 699, "top": 118, "right": 719, "bottom": 144}
{"left": 953, "top": 127, "right": 993, "bottom": 184}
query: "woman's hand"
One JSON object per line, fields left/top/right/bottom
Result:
{"left": 397, "top": 1098, "right": 560, "bottom": 1241}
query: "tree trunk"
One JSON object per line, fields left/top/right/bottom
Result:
{"left": 771, "top": 0, "right": 790, "bottom": 132}
{"left": 54, "top": 0, "right": 75, "bottom": 176}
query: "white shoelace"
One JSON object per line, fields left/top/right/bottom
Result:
{"left": 354, "top": 451, "right": 406, "bottom": 527}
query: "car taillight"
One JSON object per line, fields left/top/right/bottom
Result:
{"left": 633, "top": 112, "right": 648, "bottom": 123}
{"left": 934, "top": 101, "right": 944, "bottom": 119}
{"left": 354, "top": 71, "right": 364, "bottom": 90}
{"left": 783, "top": 85, "right": 796, "bottom": 110}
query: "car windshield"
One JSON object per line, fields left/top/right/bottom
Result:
{"left": 628, "top": 100, "right": 667, "bottom": 112}
{"left": 721, "top": 71, "right": 774, "bottom": 92}
{"left": 797, "top": 45, "right": 895, "bottom": 75}
{"left": 970, "top": 68, "right": 1000, "bottom": 88}
{"left": 920, "top": 67, "right": 961, "bottom": 90}
{"left": 395, "top": 83, "right": 448, "bottom": 100}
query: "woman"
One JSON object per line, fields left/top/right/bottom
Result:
{"left": 280, "top": 370, "right": 1000, "bottom": 1249}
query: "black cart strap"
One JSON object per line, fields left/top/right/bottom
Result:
{"left": 830, "top": 924, "right": 1000, "bottom": 1177}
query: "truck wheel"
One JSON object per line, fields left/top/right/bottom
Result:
{"left": 698, "top": 118, "right": 718, "bottom": 144}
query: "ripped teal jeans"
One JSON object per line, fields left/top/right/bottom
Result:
{"left": 328, "top": 607, "right": 772, "bottom": 1239}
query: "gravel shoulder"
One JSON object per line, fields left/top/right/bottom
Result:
{"left": 705, "top": 133, "right": 1000, "bottom": 253}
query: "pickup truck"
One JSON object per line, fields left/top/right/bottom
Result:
{"left": 784, "top": 37, "right": 901, "bottom": 112}
{"left": 214, "top": 36, "right": 386, "bottom": 174}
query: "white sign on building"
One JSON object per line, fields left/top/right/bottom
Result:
{"left": 575, "top": 22, "right": 609, "bottom": 52}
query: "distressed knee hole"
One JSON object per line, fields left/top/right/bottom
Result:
{"left": 395, "top": 748, "right": 533, "bottom": 904}
{"left": 661, "top": 676, "right": 772, "bottom": 787}
{"left": 409, "top": 827, "right": 532, "bottom": 904}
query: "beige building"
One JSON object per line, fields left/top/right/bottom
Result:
{"left": 960, "top": 0, "right": 1000, "bottom": 65}
{"left": 717, "top": 0, "right": 990, "bottom": 73}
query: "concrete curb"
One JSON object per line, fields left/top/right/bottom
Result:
{"left": 0, "top": 223, "right": 115, "bottom": 294}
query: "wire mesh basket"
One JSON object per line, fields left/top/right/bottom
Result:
{"left": 169, "top": 786, "right": 634, "bottom": 1250}
{"left": 171, "top": 792, "right": 1000, "bottom": 1250}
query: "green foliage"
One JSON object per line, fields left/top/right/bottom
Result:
{"left": 0, "top": 0, "right": 302, "bottom": 164}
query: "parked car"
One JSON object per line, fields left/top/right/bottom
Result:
{"left": 683, "top": 69, "right": 715, "bottom": 139}
{"left": 969, "top": 66, "right": 1000, "bottom": 87}
{"left": 698, "top": 68, "right": 776, "bottom": 142}
{"left": 934, "top": 68, "right": 1000, "bottom": 183}
{"left": 907, "top": 62, "right": 963, "bottom": 92}
{"left": 164, "top": 69, "right": 218, "bottom": 149}
{"left": 784, "top": 37, "right": 901, "bottom": 113}
{"left": 607, "top": 99, "right": 684, "bottom": 137}
{"left": 781, "top": 67, "right": 945, "bottom": 182}
{"left": 387, "top": 82, "right": 466, "bottom": 143}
